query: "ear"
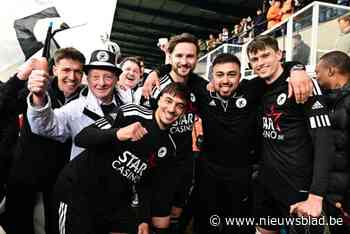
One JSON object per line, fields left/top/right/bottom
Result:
{"left": 328, "top": 67, "right": 335, "bottom": 78}
{"left": 238, "top": 72, "right": 242, "bottom": 81}
{"left": 276, "top": 50, "right": 283, "bottom": 61}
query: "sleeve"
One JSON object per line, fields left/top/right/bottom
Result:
{"left": 303, "top": 79, "right": 333, "bottom": 197}
{"left": 154, "top": 64, "right": 172, "bottom": 78}
{"left": 26, "top": 93, "right": 73, "bottom": 143}
{"left": 0, "top": 74, "right": 28, "bottom": 115}
{"left": 187, "top": 73, "right": 208, "bottom": 96}
{"left": 283, "top": 61, "right": 303, "bottom": 72}
{"left": 74, "top": 108, "right": 124, "bottom": 149}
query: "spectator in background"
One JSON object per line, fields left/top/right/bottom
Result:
{"left": 338, "top": 0, "right": 350, "bottom": 6}
{"left": 198, "top": 39, "right": 208, "bottom": 57}
{"left": 117, "top": 57, "right": 143, "bottom": 104}
{"left": 254, "top": 9, "right": 267, "bottom": 37}
{"left": 281, "top": 0, "right": 295, "bottom": 21}
{"left": 244, "top": 17, "right": 254, "bottom": 42}
{"left": 232, "top": 24, "right": 242, "bottom": 44}
{"left": 206, "top": 34, "right": 216, "bottom": 51}
{"left": 222, "top": 27, "right": 229, "bottom": 42}
{"left": 335, "top": 13, "right": 350, "bottom": 55}
{"left": 215, "top": 33, "right": 224, "bottom": 47}
{"left": 267, "top": 0, "right": 283, "bottom": 29}
{"left": 292, "top": 34, "right": 310, "bottom": 65}
{"left": 134, "top": 56, "right": 146, "bottom": 86}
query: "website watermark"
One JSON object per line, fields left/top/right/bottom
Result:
{"left": 209, "top": 214, "right": 343, "bottom": 227}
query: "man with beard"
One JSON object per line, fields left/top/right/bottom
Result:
{"left": 0, "top": 47, "right": 85, "bottom": 234}
{"left": 141, "top": 33, "right": 200, "bottom": 233}
{"left": 142, "top": 33, "right": 313, "bottom": 233}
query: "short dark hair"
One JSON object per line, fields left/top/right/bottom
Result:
{"left": 159, "top": 82, "right": 190, "bottom": 105}
{"left": 320, "top": 51, "right": 350, "bottom": 75}
{"left": 338, "top": 13, "right": 350, "bottom": 23}
{"left": 120, "top": 57, "right": 142, "bottom": 71}
{"left": 246, "top": 35, "right": 279, "bottom": 57}
{"left": 134, "top": 56, "right": 144, "bottom": 64}
{"left": 212, "top": 53, "right": 241, "bottom": 68}
{"left": 53, "top": 47, "right": 85, "bottom": 65}
{"left": 167, "top": 33, "right": 199, "bottom": 55}
{"left": 293, "top": 34, "right": 302, "bottom": 40}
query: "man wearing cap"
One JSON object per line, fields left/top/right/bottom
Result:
{"left": 26, "top": 49, "right": 123, "bottom": 160}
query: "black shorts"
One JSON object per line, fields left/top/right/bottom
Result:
{"left": 253, "top": 179, "right": 308, "bottom": 231}
{"left": 151, "top": 153, "right": 195, "bottom": 217}
{"left": 54, "top": 167, "right": 138, "bottom": 234}
{"left": 172, "top": 155, "right": 195, "bottom": 208}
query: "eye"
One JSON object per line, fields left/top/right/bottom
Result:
{"left": 228, "top": 72, "right": 237, "bottom": 78}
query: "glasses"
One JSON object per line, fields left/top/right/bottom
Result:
{"left": 56, "top": 65, "right": 84, "bottom": 77}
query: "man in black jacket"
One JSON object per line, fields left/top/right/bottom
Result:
{"left": 0, "top": 47, "right": 85, "bottom": 234}
{"left": 0, "top": 81, "right": 19, "bottom": 223}
{"left": 247, "top": 35, "right": 333, "bottom": 234}
{"left": 315, "top": 50, "right": 350, "bottom": 233}
{"left": 58, "top": 82, "right": 189, "bottom": 234}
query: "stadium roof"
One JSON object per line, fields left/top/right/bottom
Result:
{"left": 111, "top": 0, "right": 262, "bottom": 68}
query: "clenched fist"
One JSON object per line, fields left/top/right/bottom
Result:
{"left": 116, "top": 122, "right": 148, "bottom": 142}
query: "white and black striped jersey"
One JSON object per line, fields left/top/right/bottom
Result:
{"left": 142, "top": 73, "right": 198, "bottom": 157}
{"left": 60, "top": 104, "right": 177, "bottom": 222}
{"left": 259, "top": 69, "right": 333, "bottom": 197}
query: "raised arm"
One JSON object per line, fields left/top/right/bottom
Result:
{"left": 75, "top": 110, "right": 148, "bottom": 149}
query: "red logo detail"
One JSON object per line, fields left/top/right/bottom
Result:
{"left": 266, "top": 105, "right": 283, "bottom": 132}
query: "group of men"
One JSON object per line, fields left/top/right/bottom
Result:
{"left": 0, "top": 31, "right": 349, "bottom": 234}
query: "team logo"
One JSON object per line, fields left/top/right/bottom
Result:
{"left": 158, "top": 147, "right": 167, "bottom": 158}
{"left": 277, "top": 93, "right": 287, "bottom": 106}
{"left": 312, "top": 101, "right": 324, "bottom": 110}
{"left": 236, "top": 97, "right": 247, "bottom": 108}
{"left": 190, "top": 93, "right": 196, "bottom": 102}
{"left": 209, "top": 100, "right": 216, "bottom": 106}
{"left": 96, "top": 51, "right": 109, "bottom": 62}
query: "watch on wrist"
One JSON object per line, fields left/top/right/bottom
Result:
{"left": 291, "top": 64, "right": 306, "bottom": 72}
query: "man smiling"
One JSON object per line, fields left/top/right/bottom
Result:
{"left": 56, "top": 82, "right": 190, "bottom": 234}
{"left": 26, "top": 49, "right": 123, "bottom": 160}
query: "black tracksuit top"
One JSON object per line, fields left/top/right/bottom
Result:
{"left": 258, "top": 68, "right": 333, "bottom": 197}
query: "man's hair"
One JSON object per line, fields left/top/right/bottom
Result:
{"left": 320, "top": 51, "right": 350, "bottom": 75}
{"left": 53, "top": 47, "right": 86, "bottom": 65}
{"left": 167, "top": 33, "right": 199, "bottom": 55}
{"left": 134, "top": 56, "right": 144, "bottom": 64}
{"left": 293, "top": 34, "right": 302, "bottom": 40}
{"left": 159, "top": 82, "right": 190, "bottom": 105}
{"left": 120, "top": 57, "right": 141, "bottom": 70}
{"left": 246, "top": 35, "right": 279, "bottom": 57}
{"left": 212, "top": 53, "right": 241, "bottom": 68}
{"left": 338, "top": 13, "right": 350, "bottom": 23}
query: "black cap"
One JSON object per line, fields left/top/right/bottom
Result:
{"left": 83, "top": 49, "right": 122, "bottom": 76}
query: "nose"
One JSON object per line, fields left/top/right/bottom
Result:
{"left": 168, "top": 103, "right": 176, "bottom": 112}
{"left": 222, "top": 74, "right": 230, "bottom": 83}
{"left": 97, "top": 77, "right": 105, "bottom": 86}
{"left": 67, "top": 70, "right": 75, "bottom": 80}
{"left": 179, "top": 56, "right": 187, "bottom": 65}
